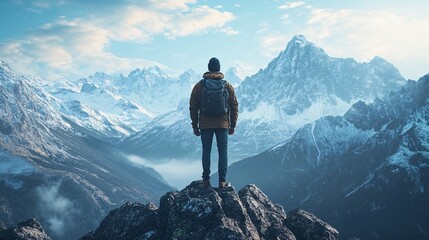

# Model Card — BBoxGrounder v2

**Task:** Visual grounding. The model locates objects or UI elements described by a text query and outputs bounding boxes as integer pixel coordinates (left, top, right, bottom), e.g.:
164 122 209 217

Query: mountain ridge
0 61 174 240
227 73 429 239
120 35 406 160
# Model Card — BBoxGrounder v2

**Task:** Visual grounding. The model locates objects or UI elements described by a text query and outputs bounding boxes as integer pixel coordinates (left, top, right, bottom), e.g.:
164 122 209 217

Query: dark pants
201 128 228 182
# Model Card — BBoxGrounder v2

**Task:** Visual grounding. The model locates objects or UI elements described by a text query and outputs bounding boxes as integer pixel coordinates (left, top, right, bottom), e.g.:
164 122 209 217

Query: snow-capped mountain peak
225 65 249 87
120 35 406 160
270 34 327 75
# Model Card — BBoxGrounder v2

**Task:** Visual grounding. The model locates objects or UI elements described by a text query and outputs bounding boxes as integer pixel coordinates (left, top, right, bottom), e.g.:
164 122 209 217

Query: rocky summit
0 218 52 240
81 181 339 240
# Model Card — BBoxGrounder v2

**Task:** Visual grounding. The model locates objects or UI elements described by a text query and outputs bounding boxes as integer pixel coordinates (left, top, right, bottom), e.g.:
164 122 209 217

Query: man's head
208 57 220 72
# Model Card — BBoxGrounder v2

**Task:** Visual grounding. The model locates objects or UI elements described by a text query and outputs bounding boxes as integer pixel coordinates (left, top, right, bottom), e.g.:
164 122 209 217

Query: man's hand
228 128 235 135
193 128 201 136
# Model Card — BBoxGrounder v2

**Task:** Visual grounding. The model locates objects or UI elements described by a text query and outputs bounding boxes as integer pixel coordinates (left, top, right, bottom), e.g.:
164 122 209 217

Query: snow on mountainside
120 35 405 160
0 60 173 240
234 34 405 154
45 66 200 140
227 73 429 240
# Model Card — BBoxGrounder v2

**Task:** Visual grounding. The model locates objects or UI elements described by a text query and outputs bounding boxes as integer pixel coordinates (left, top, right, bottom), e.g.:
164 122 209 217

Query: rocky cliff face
0 218 52 240
81 181 339 240
0 60 173 240
227 74 429 239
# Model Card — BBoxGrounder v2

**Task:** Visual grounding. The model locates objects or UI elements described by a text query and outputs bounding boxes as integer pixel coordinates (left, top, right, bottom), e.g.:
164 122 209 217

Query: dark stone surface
82 181 339 240
0 218 52 240
81 202 159 240
286 209 339 240
239 184 296 240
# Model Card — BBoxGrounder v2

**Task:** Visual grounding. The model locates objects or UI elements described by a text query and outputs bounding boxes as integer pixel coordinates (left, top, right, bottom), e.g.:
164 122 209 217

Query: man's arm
228 83 238 131
189 82 201 131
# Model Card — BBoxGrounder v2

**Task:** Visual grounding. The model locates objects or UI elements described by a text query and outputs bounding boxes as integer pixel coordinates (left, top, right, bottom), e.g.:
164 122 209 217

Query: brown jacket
189 72 238 130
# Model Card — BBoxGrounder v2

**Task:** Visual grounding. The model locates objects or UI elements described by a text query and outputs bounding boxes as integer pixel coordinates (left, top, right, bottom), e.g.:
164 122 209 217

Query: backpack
200 79 229 116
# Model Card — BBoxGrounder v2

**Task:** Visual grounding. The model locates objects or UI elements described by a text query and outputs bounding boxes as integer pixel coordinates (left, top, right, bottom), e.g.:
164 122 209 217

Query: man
189 57 239 188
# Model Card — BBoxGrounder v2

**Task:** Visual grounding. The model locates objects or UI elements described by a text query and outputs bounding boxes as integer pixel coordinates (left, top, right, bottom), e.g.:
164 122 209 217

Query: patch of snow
345 163 385 198
311 122 321 166
240 102 278 122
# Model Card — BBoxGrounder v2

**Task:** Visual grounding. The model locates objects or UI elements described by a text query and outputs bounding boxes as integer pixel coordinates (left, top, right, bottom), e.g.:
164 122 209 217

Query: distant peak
291 34 309 43
139 65 169 78
179 69 198 79
268 35 326 71
286 34 313 49
369 56 388 64
93 72 110 79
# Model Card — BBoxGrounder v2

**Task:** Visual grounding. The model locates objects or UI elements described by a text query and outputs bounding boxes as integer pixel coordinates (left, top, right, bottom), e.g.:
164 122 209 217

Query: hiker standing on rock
189 57 239 188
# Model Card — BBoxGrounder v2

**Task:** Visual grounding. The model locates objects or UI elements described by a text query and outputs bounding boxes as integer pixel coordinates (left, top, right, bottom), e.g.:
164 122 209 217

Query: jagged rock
159 181 259 240
82 181 339 240
286 209 339 240
238 184 296 240
81 202 159 240
0 218 52 240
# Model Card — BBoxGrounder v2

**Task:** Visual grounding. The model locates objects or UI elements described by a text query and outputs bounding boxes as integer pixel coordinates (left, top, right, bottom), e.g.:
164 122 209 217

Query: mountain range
120 35 405 160
227 73 429 239
0 60 173 240
0 34 425 240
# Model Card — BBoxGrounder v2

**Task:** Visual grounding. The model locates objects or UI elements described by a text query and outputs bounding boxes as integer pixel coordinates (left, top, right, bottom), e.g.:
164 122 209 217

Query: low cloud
127 155 203 190
36 181 76 236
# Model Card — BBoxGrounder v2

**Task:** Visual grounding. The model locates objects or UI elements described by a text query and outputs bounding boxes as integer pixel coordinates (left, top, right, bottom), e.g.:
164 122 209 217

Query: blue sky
0 0 428 80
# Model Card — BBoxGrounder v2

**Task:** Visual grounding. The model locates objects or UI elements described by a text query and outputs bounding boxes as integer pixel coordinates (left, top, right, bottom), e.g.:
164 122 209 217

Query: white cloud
0 18 165 80
281 13 290 20
164 6 236 38
304 8 429 79
0 2 237 80
149 0 196 11
33 0 51 9
260 33 291 57
30 0 65 10
257 22 270 34
219 26 240 35
278 1 306 10
110 5 236 40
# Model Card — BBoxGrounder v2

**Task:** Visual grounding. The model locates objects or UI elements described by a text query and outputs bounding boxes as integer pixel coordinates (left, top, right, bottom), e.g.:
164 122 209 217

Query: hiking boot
203 180 211 188
219 181 230 189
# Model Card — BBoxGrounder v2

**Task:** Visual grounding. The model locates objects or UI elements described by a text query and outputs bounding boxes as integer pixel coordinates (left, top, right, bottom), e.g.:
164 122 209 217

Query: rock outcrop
82 181 338 240
0 218 52 240
286 209 339 240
